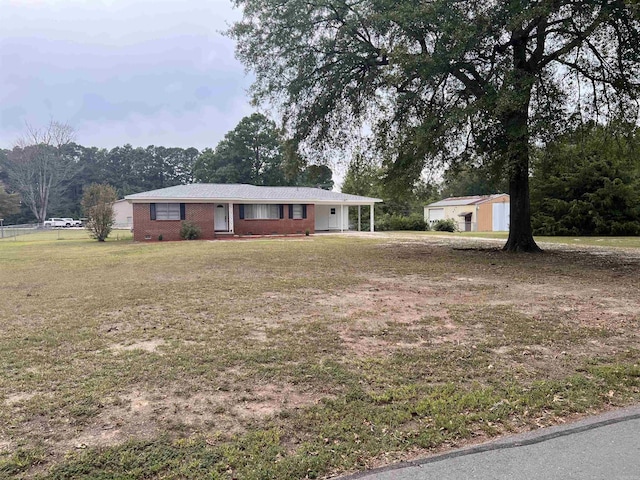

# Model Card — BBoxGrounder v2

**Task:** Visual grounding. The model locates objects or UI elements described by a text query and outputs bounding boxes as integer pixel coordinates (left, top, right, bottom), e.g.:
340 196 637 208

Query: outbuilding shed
424 194 510 232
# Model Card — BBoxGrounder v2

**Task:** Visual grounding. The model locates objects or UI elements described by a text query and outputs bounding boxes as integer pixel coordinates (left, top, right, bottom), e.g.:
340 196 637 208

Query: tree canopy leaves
441 164 507 198
193 113 335 188
193 113 288 185
0 114 335 224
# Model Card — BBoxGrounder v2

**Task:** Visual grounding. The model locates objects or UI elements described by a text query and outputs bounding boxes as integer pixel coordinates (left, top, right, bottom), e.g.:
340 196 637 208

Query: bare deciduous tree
3 121 77 223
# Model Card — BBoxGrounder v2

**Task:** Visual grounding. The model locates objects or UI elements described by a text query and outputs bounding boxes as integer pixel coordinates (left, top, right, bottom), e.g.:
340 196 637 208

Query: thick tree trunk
501 42 542 253
503 143 541 252
501 112 542 252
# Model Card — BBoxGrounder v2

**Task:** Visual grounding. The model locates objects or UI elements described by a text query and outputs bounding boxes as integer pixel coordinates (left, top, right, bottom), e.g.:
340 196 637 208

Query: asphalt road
339 406 640 480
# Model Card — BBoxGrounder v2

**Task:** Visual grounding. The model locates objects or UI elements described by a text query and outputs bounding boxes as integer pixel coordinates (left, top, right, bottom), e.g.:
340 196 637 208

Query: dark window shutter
302 204 307 219
180 203 186 220
288 204 294 219
150 203 156 220
279 204 284 219
239 204 245 219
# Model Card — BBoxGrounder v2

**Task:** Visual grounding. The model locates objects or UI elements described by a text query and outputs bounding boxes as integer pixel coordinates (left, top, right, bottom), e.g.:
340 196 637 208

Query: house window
150 203 184 220
330 208 336 215
243 204 282 220
289 204 307 219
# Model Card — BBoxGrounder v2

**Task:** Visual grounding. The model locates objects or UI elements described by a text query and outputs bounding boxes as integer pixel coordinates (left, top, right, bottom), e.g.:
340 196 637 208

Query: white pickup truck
62 218 83 227
43 218 81 228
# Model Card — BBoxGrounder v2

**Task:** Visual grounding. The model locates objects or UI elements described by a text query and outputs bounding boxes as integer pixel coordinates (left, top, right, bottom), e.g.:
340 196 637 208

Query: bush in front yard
180 221 201 240
376 213 429 231
81 183 117 242
432 218 457 232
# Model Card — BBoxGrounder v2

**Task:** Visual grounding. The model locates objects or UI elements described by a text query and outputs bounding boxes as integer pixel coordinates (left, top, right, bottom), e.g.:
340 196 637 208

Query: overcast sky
0 0 255 150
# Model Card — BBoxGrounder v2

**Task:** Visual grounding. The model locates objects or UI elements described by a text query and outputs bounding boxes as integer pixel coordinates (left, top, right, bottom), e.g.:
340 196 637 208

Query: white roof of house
125 184 382 205
426 194 508 208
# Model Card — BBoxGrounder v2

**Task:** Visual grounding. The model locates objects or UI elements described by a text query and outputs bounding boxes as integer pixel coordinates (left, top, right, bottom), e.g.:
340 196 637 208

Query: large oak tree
230 0 640 251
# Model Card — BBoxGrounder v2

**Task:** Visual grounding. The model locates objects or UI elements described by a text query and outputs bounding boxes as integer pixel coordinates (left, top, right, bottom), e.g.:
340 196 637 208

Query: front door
328 206 339 230
214 204 228 231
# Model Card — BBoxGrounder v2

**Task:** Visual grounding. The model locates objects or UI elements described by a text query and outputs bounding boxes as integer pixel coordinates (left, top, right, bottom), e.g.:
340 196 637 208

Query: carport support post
228 203 234 233
340 204 344 232
357 206 361 232
369 203 374 232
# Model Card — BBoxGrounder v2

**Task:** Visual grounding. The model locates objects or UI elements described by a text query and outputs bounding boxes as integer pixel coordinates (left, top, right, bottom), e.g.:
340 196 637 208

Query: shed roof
125 184 382 205
426 194 508 208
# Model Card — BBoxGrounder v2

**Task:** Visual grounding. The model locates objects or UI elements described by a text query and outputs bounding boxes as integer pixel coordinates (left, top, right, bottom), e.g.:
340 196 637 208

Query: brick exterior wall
233 204 315 236
132 203 315 241
132 203 216 241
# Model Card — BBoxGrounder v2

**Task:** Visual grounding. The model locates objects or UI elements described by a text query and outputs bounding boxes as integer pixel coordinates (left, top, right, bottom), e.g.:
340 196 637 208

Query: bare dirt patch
4 392 38 406
63 382 330 452
233 383 328 419
315 277 474 355
312 241 640 364
108 338 166 354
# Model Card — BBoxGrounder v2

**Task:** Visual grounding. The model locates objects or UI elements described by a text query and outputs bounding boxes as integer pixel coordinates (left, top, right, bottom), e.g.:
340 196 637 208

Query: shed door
492 203 510 231
429 208 445 222
464 213 472 231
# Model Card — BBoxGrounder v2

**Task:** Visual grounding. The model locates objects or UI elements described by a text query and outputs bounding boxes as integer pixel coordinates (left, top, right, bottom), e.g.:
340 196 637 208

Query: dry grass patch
62 381 329 453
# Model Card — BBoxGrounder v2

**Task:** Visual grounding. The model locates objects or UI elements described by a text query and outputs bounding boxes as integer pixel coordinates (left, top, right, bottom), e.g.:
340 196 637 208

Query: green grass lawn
1 231 638 479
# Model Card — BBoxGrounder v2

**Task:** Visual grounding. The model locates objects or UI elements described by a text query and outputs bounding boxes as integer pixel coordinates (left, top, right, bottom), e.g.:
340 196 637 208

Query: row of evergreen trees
530 122 640 236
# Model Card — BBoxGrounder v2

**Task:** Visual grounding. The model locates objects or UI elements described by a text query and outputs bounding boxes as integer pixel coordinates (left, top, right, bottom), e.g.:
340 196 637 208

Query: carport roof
125 184 382 205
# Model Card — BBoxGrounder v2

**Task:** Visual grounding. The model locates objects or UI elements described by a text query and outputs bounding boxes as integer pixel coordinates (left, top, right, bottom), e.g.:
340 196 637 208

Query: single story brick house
424 194 510 232
125 184 382 241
